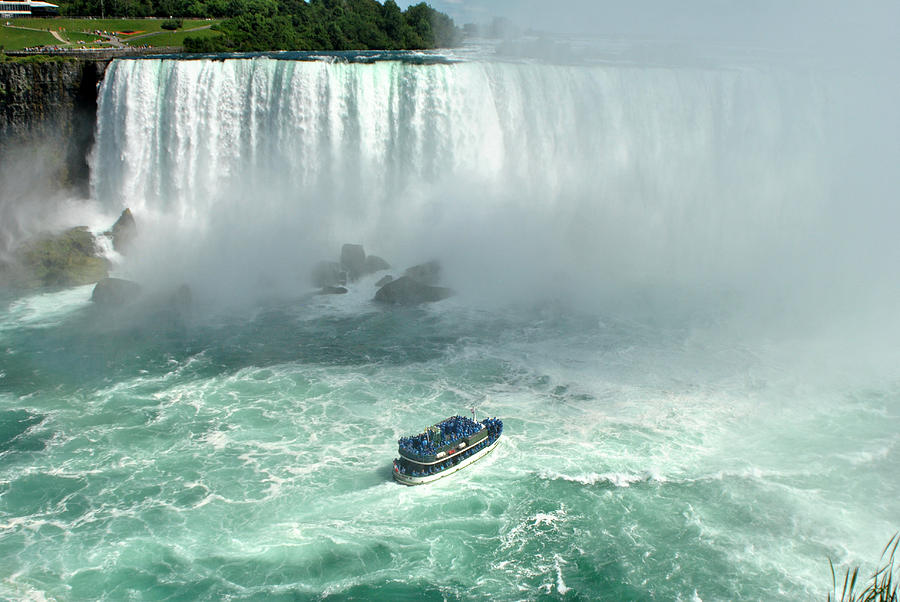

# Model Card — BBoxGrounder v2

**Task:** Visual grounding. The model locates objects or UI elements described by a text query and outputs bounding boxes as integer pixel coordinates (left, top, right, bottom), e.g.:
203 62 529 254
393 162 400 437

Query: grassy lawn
14 17 170 35
116 20 221 42
61 31 103 44
1 18 220 49
0 25 58 50
129 26 221 47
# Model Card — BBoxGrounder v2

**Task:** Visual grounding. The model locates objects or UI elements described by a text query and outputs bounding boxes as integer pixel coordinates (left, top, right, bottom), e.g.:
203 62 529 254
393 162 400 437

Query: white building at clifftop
1 0 59 17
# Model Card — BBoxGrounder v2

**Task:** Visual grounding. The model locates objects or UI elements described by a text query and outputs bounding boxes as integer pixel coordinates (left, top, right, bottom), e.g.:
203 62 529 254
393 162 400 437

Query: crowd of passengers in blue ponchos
397 415 479 456
394 416 503 477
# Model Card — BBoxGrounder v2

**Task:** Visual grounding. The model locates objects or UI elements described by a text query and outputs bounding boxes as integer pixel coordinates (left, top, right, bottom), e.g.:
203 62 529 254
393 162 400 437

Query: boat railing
393 428 502 477
397 415 490 460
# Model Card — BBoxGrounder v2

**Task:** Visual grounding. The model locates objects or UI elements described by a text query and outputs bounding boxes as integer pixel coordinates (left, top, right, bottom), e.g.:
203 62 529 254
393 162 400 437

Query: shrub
829 533 899 602
161 18 183 30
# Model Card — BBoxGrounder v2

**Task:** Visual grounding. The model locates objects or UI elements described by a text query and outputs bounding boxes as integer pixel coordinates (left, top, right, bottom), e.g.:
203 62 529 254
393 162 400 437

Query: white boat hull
393 436 501 486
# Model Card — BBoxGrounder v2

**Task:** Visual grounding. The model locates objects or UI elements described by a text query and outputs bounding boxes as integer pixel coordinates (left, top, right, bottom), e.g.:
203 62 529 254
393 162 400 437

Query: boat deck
393 415 503 485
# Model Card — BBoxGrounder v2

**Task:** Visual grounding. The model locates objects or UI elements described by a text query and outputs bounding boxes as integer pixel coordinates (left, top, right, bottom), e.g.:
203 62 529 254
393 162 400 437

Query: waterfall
90 56 829 309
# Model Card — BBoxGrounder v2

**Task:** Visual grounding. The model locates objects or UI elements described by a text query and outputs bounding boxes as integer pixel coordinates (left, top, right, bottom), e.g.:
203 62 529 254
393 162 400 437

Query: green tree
174 0 461 52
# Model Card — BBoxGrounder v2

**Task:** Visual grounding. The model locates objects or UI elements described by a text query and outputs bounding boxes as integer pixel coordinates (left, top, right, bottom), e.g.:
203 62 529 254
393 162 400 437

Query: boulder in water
16 226 109 288
91 277 142 306
404 260 441 286
340 244 366 281
107 208 137 254
311 261 347 288
374 275 453 305
169 284 192 310
364 254 390 274
375 275 393 287
317 286 348 295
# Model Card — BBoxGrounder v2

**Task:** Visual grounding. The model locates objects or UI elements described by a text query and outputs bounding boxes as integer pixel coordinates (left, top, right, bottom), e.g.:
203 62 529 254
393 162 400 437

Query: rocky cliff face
0 59 109 191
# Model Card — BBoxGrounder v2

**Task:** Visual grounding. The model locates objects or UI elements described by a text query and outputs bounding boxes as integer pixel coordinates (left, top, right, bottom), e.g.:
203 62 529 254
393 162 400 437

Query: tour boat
393 414 503 485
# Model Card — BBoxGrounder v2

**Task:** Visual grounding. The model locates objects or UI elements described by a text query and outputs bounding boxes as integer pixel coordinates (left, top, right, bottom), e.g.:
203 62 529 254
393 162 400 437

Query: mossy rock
17 226 109 287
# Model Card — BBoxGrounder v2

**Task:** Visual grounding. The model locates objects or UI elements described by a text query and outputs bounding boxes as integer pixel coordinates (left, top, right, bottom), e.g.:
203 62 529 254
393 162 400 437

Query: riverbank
2 47 176 58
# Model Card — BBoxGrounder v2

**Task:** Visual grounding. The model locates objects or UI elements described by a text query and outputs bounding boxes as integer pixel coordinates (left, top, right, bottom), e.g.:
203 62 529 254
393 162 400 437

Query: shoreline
3 46 180 58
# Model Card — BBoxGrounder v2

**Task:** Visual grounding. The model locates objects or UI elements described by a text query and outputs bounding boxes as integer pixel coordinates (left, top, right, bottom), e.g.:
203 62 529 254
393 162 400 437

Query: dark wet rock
318 286 348 295
404 260 441 286
364 254 390 274
375 275 394 287
15 226 109 288
0 59 110 192
374 275 453 305
91 277 141 306
169 284 192 309
148 284 193 329
311 261 347 288
107 208 136 254
340 244 367 281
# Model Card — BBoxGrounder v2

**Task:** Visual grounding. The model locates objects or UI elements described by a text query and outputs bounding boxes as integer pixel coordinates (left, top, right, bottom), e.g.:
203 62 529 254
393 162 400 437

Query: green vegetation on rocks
15 226 109 288
0 53 75 63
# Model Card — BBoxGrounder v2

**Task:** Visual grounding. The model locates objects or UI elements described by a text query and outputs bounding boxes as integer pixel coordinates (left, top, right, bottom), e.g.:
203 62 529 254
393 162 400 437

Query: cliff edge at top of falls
0 58 110 191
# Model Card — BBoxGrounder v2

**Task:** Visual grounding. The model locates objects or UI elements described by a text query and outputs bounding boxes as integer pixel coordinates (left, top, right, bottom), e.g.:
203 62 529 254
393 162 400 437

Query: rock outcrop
364 254 390 273
375 275 393 287
404 260 441 286
107 208 136 254
169 284 192 311
15 226 109 287
0 59 109 191
312 244 392 288
317 286 348 295
311 261 347 288
340 244 366 281
374 275 453 305
91 277 141 306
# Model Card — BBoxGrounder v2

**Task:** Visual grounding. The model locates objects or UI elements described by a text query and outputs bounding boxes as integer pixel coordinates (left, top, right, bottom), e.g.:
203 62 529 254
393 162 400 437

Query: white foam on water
541 470 659 487
0 285 94 333
555 554 571 594
0 572 53 602
201 430 229 451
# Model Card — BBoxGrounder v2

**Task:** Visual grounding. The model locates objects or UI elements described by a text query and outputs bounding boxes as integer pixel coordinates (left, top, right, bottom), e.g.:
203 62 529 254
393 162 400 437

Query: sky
397 0 900 52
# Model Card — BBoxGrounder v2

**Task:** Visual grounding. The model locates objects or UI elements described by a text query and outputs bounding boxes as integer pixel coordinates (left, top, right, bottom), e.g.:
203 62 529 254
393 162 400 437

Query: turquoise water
3 53 900 599
2 282 898 600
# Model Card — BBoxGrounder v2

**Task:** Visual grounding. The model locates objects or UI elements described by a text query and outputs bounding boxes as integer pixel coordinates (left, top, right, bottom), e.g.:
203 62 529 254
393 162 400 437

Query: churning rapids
2 49 898 600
